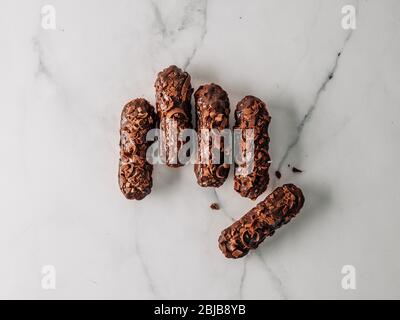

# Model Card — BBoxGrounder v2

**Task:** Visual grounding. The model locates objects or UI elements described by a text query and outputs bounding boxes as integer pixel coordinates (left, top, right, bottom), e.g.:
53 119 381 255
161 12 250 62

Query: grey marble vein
183 0 208 70
213 188 235 222
277 30 355 171
150 0 208 70
257 253 288 300
134 218 157 297
238 259 247 299
32 36 51 78
150 0 167 38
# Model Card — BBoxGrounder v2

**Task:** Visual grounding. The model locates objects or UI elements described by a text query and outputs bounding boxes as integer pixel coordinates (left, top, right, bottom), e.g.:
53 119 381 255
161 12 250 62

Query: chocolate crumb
329 73 334 80
292 167 303 173
275 171 282 179
210 203 220 210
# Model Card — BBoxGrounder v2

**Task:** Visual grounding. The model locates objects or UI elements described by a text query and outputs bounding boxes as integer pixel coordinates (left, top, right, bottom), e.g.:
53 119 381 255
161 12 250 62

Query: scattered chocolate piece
210 203 220 210
275 171 282 179
194 83 230 188
118 98 156 200
154 65 193 167
292 167 303 173
218 184 305 259
234 96 271 200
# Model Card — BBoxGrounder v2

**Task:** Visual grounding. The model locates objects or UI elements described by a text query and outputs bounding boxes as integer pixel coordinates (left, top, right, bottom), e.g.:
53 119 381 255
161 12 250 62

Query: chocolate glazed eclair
154 65 193 167
118 98 156 200
194 84 230 188
219 184 305 259
234 96 271 200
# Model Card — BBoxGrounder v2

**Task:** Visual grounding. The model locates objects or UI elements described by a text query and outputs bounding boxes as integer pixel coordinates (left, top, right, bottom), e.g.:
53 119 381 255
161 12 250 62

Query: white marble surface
1 0 400 299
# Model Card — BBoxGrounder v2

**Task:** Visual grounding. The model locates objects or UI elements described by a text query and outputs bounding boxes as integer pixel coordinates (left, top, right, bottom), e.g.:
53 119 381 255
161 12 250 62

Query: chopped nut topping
155 65 193 167
234 96 271 200
118 98 156 200
194 84 230 188
219 184 305 259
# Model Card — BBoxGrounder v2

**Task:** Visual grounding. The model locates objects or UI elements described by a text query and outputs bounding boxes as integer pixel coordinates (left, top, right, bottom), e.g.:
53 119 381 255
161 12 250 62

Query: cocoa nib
275 171 282 179
210 203 220 210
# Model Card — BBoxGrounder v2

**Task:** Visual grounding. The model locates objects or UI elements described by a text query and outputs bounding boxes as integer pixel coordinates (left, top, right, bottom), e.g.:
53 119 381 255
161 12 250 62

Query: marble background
1 0 400 299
